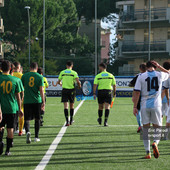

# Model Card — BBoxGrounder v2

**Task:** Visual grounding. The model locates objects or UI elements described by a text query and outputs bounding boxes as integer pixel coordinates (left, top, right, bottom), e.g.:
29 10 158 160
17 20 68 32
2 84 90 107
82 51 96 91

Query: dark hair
99 63 107 69
30 62 38 70
146 61 157 69
10 63 15 75
139 63 146 72
163 61 170 70
1 60 11 72
66 61 73 67
37 67 43 75
0 59 3 69
13 61 21 68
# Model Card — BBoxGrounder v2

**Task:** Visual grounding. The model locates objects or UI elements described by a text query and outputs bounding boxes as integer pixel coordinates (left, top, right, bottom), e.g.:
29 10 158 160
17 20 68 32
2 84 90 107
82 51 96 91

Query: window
168 0 170 7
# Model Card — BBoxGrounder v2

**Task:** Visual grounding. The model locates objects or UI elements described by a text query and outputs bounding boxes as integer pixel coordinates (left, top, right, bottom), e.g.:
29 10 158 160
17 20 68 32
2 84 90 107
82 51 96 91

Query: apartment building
116 0 170 75
0 0 4 59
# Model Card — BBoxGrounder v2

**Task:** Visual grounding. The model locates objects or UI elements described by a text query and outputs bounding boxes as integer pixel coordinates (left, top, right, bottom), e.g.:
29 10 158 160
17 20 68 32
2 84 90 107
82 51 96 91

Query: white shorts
162 103 168 116
166 106 170 123
141 107 162 126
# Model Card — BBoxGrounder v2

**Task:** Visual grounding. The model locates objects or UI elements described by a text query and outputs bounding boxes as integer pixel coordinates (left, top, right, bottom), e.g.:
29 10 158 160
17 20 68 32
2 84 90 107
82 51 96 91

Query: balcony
121 40 169 54
0 0 4 7
116 0 134 8
122 8 170 24
0 18 4 32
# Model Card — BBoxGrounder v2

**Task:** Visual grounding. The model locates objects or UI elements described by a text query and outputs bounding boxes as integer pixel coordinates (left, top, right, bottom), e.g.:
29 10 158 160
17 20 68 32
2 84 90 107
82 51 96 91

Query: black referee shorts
0 114 15 129
61 89 76 103
98 90 113 105
24 103 41 121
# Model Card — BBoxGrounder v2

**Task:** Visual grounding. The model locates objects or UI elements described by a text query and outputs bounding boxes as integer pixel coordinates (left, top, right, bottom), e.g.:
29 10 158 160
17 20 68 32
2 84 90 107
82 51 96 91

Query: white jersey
134 71 169 109
163 77 170 91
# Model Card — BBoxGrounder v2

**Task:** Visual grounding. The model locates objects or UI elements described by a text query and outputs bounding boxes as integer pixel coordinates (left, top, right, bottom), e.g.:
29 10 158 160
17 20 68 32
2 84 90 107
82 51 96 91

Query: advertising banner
46 76 134 98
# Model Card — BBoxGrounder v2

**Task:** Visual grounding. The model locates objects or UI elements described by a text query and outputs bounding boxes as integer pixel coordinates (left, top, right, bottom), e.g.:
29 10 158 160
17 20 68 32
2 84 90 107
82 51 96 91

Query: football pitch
0 97 170 170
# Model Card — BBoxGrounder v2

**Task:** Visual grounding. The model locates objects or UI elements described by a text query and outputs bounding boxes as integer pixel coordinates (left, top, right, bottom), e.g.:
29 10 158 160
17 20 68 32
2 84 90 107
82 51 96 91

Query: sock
0 129 4 142
19 116 24 132
104 109 110 123
25 121 30 133
64 109 69 123
143 127 150 153
6 138 13 153
70 109 74 122
153 127 161 145
35 120 40 138
98 110 103 118
136 110 141 127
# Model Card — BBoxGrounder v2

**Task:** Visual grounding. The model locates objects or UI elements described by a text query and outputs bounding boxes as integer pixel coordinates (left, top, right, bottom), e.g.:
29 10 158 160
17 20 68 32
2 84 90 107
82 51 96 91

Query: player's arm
113 85 116 97
57 72 62 86
133 90 141 116
165 89 169 106
75 78 81 89
16 92 24 117
93 84 97 100
40 86 45 111
151 61 170 74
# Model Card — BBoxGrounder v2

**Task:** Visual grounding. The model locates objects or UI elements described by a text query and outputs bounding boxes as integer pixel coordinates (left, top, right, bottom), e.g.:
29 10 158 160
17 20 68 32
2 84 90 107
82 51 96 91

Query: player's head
163 61 170 70
66 61 73 69
139 63 146 73
13 61 21 71
1 60 11 73
10 63 15 75
146 61 157 70
37 67 43 75
99 63 107 72
30 62 38 71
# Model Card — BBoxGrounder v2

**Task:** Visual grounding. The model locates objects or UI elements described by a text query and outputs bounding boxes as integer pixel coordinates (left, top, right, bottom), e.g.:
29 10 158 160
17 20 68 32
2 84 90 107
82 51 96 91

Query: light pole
25 6 31 67
95 0 97 75
148 0 151 61
43 0 45 75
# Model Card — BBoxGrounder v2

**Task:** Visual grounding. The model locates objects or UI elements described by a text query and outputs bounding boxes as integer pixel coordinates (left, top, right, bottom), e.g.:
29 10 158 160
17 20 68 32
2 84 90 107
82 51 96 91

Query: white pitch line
35 100 85 170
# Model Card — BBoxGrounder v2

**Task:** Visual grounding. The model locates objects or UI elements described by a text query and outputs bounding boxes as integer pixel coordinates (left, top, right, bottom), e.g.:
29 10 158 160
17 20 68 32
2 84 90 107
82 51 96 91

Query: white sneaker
34 138 40 142
22 129 26 135
14 130 19 134
26 132 31 144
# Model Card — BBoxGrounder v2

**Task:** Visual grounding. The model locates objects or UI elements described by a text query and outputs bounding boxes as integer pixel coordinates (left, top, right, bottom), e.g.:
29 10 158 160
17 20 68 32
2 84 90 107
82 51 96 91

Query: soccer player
133 61 170 159
13 62 25 136
129 63 146 133
57 61 81 126
21 62 45 143
93 63 116 126
37 67 49 126
0 60 23 156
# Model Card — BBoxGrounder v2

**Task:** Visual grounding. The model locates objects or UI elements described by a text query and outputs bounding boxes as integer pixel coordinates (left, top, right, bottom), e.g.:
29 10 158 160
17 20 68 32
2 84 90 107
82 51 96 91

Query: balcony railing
122 41 166 53
122 8 167 22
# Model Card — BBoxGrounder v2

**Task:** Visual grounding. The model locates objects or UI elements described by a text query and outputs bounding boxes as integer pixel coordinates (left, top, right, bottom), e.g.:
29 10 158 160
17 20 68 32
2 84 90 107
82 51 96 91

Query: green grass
0 98 170 170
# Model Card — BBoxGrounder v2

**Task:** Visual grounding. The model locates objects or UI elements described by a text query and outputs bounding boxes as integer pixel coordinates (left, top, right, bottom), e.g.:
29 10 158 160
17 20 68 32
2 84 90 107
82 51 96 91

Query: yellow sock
19 116 24 132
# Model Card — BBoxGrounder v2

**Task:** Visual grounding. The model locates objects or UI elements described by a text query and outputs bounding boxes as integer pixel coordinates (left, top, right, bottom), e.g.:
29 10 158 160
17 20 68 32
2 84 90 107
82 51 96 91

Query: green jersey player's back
21 72 44 104
0 74 23 114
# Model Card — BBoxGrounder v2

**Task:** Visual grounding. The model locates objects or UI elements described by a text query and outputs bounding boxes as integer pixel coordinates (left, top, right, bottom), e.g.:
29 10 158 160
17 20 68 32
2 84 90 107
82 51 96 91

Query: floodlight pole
95 0 98 75
43 0 45 75
148 0 151 61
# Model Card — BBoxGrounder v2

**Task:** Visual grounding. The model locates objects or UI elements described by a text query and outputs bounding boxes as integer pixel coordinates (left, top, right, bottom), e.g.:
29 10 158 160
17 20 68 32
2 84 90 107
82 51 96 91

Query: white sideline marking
35 100 85 170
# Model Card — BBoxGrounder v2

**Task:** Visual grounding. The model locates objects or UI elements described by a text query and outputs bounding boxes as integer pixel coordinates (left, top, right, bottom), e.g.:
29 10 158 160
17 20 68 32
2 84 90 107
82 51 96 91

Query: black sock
0 129 4 142
6 138 13 152
64 109 69 123
98 110 103 118
35 120 40 138
70 109 74 122
105 109 110 122
25 121 30 133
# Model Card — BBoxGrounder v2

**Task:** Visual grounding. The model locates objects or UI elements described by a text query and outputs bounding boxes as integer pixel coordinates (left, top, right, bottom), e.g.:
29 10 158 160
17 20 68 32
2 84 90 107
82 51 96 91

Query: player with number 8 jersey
21 62 45 144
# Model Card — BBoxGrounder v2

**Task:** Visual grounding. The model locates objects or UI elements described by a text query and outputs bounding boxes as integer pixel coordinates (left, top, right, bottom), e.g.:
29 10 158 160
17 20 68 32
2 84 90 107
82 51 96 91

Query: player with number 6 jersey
21 62 45 144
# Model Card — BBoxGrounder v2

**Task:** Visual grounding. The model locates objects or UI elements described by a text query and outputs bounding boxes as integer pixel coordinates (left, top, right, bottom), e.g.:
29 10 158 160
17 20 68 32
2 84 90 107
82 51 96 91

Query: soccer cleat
65 123 70 127
18 131 23 136
5 151 11 156
104 122 108 127
26 132 31 144
152 142 159 159
0 142 4 155
97 118 102 125
14 130 19 134
137 126 142 133
144 153 151 159
34 138 40 142
22 129 26 135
